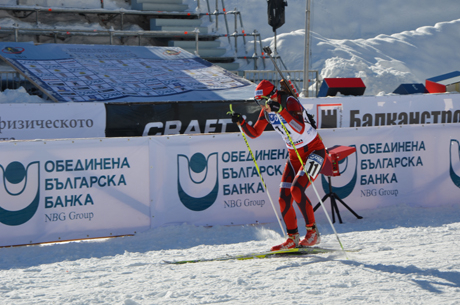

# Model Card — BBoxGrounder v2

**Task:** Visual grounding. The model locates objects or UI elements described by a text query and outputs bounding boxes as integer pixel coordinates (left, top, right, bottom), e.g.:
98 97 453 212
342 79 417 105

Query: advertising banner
149 132 287 227
105 93 460 138
149 124 460 228
1 124 458 245
311 124 460 212
105 101 267 137
0 103 106 141
301 93 460 129
0 137 150 247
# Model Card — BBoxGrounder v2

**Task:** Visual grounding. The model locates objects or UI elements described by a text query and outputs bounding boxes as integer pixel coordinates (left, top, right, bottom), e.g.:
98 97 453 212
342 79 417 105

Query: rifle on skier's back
263 46 316 129
263 46 299 98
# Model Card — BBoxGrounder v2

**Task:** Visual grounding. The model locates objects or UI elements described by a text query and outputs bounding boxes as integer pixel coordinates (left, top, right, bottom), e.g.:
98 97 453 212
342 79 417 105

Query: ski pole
276 113 348 258
228 104 287 238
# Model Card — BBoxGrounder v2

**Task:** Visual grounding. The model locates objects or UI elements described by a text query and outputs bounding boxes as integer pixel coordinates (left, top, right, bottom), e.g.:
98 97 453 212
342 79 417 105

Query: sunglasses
254 86 277 106
255 96 269 106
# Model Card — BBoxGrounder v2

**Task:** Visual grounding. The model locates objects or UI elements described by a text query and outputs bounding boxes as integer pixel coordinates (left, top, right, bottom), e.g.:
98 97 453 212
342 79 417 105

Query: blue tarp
426 71 460 84
0 42 256 103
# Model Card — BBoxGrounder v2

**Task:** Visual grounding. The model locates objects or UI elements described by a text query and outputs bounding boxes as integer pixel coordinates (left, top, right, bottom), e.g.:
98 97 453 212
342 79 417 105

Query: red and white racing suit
240 92 326 234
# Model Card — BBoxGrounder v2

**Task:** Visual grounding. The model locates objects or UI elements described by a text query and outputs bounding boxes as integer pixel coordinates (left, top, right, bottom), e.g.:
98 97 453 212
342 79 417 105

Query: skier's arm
240 109 268 138
278 96 305 134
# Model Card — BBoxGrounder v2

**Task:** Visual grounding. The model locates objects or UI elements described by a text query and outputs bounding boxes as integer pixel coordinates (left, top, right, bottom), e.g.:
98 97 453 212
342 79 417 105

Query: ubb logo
450 140 460 188
177 152 218 211
321 145 357 198
0 161 40 226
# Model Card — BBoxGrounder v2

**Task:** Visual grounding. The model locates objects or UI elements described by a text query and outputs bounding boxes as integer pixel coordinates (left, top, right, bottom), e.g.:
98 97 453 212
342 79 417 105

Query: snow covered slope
1 204 460 304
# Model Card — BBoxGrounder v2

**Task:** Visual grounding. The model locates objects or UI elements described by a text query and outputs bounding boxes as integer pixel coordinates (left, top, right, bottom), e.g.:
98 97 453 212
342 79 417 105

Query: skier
231 80 326 251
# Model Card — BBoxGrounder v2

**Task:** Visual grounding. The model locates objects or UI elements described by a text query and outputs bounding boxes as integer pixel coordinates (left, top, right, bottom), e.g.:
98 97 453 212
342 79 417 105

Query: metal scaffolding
1 2 313 94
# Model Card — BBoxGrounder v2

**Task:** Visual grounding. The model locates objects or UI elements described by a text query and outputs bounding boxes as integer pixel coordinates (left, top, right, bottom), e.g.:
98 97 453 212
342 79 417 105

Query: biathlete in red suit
231 80 326 251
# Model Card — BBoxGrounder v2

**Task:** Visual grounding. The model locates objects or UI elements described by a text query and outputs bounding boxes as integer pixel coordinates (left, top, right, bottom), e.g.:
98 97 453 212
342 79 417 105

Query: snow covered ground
1 203 460 304
1 1 460 304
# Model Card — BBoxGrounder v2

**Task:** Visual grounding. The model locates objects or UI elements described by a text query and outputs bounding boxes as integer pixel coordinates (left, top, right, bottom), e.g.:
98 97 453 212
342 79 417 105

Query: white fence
1 122 459 247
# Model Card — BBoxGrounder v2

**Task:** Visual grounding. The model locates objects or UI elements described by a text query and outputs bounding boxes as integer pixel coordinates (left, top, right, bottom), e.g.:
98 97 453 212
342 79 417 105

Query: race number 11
304 153 324 179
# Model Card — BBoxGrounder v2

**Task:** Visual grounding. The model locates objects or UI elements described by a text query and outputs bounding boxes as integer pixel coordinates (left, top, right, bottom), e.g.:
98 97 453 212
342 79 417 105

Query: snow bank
0 86 47 103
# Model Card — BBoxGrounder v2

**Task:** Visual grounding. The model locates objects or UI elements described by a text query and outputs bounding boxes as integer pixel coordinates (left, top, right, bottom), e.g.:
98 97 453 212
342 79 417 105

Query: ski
163 247 361 264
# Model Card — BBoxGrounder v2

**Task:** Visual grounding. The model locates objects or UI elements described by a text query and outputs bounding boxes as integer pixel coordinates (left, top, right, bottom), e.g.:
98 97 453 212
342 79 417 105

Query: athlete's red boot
299 224 320 247
270 233 300 251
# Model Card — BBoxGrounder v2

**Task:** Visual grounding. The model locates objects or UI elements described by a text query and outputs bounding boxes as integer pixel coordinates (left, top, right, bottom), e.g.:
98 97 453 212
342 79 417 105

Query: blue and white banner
0 103 106 141
0 137 150 247
1 124 459 246
149 132 287 228
149 124 460 228
312 124 460 211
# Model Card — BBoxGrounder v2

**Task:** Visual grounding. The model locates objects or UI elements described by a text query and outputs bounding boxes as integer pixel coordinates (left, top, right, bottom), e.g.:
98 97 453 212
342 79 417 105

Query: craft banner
301 93 460 129
0 103 106 141
0 137 150 247
105 101 264 137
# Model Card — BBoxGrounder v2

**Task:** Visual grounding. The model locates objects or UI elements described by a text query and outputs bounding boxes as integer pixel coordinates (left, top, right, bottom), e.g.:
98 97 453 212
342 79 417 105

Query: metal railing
16 0 106 8
243 70 320 98
1 5 196 30
0 24 204 46
0 1 267 68
197 0 267 61
0 25 265 67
